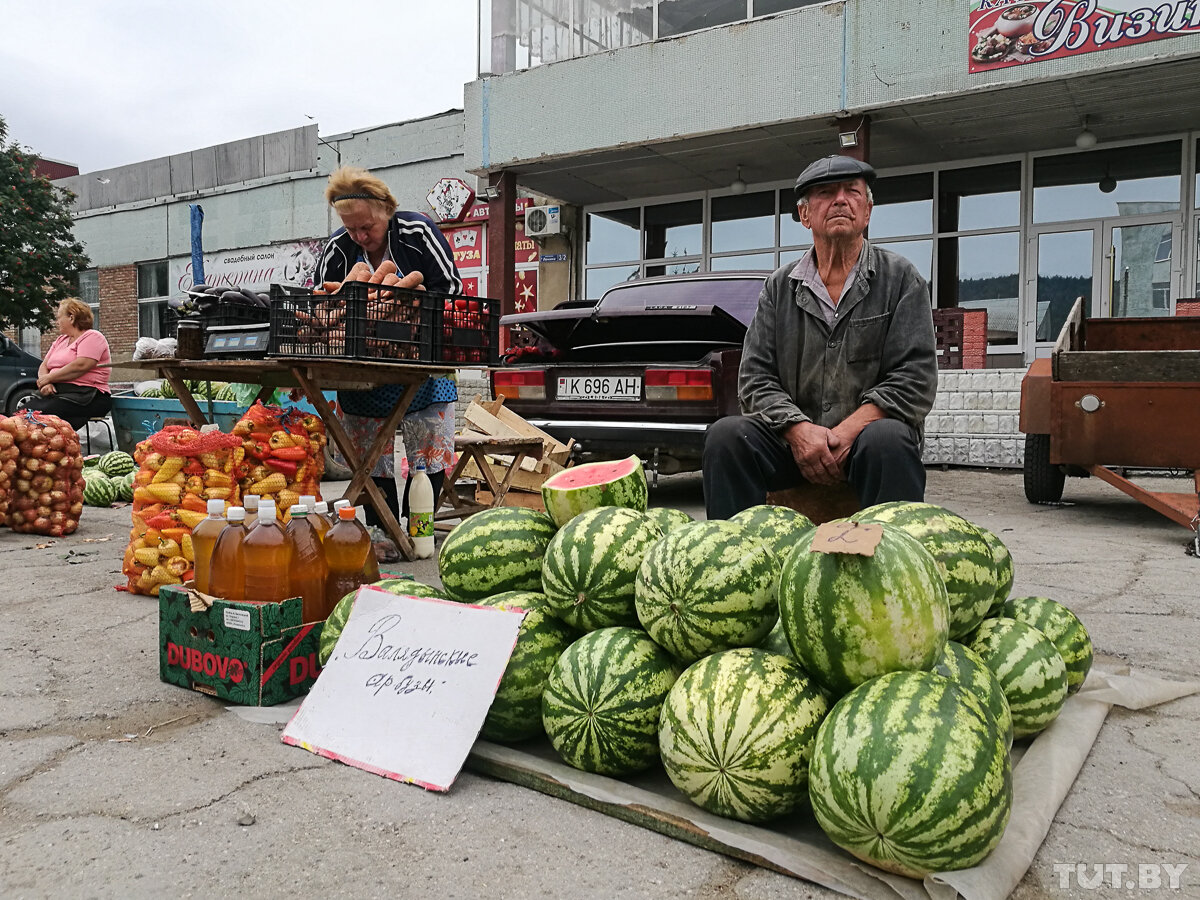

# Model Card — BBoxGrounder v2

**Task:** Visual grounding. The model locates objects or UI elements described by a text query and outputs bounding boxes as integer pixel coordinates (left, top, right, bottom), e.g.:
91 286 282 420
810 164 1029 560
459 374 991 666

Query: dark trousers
23 390 112 432
702 415 926 520
364 471 446 526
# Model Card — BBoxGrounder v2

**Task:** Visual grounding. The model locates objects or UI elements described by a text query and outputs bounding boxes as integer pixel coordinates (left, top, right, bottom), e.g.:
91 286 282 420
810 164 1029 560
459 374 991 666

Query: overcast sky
1 0 479 174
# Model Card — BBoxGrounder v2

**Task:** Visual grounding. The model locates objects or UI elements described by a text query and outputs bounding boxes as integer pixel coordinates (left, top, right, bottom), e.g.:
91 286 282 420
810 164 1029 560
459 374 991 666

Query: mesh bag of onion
0 411 85 536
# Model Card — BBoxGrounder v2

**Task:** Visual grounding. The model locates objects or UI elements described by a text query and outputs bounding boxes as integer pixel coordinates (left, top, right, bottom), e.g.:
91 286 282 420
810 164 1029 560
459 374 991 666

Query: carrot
369 260 398 285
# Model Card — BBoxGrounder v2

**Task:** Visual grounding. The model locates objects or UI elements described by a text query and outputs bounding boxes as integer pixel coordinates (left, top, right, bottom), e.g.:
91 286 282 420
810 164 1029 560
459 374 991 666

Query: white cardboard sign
281 586 525 791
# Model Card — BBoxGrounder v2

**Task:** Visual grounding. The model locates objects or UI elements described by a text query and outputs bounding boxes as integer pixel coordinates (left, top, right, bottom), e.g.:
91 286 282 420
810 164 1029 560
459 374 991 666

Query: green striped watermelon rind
850 501 997 640
82 476 117 507
659 648 829 823
1000 596 1093 695
541 626 679 776
978 526 1016 616
635 521 779 664
474 591 579 743
967 616 1068 740
540 455 648 529
931 640 1014 751
808 670 1012 878
759 619 794 661
317 579 447 666
541 507 662 631
438 507 558 602
98 450 136 478
779 523 950 697
643 507 693 534
730 504 815 562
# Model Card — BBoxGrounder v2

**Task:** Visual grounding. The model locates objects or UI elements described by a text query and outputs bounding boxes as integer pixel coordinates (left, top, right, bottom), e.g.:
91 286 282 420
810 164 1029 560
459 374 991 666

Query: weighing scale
203 322 271 358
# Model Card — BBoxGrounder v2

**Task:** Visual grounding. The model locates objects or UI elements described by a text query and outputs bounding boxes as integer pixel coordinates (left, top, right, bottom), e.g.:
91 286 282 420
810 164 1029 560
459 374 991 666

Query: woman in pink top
24 298 112 430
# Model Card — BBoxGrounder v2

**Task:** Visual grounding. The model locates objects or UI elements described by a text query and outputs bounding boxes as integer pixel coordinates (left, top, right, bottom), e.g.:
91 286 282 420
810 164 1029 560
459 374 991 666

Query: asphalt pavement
1 468 1197 899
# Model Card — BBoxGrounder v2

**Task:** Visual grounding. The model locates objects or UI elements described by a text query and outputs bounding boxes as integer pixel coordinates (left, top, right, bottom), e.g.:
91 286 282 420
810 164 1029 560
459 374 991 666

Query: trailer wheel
1023 433 1065 504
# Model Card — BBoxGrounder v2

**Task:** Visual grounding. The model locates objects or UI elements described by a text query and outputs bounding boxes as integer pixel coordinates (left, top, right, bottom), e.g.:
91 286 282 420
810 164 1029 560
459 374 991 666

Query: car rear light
493 369 546 400
644 368 713 402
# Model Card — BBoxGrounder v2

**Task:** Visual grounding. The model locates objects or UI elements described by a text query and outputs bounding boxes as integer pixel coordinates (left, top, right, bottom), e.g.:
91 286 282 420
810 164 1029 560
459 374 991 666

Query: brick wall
1177 300 1200 317
962 309 987 369
923 369 1026 468
99 265 138 357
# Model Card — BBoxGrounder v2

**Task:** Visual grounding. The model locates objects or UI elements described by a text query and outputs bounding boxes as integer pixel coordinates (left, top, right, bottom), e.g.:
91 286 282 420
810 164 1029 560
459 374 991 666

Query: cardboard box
158 585 324 706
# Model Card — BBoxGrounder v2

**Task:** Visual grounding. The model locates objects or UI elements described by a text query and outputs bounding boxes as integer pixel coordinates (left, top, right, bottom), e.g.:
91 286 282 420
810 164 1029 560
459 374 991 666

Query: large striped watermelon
635 521 778 663
438 507 558 602
474 591 578 743
541 507 661 630
659 648 828 822
644 507 693 534
931 640 1014 750
808 670 1012 877
1001 596 1093 695
82 476 117 507
779 524 949 697
850 501 996 639
541 626 678 775
730 504 814 561
978 526 1015 616
98 450 136 478
968 617 1068 739
540 455 647 529
318 579 448 665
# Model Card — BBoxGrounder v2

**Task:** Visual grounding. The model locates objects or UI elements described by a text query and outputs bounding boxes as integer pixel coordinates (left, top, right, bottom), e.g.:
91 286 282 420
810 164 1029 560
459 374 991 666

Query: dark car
0 335 41 414
494 271 768 477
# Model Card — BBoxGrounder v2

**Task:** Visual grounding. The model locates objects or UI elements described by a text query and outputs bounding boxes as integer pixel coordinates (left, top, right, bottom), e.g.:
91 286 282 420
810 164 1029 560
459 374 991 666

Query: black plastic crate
203 302 270 329
435 296 500 366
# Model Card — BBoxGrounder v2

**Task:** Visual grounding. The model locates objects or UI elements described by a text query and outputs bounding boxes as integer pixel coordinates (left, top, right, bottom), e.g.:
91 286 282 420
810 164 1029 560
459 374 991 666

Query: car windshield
597 276 765 326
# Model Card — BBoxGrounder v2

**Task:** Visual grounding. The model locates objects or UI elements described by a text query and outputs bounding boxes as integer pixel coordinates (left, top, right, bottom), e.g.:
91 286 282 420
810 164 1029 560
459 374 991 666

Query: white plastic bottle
408 462 436 559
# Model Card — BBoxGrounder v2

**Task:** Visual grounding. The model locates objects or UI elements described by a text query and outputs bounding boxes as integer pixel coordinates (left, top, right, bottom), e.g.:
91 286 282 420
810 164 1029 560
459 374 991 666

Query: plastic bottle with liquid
191 499 227 594
209 507 248 603
310 500 332 542
243 494 260 532
242 500 292 603
286 505 329 621
325 506 373 605
408 462 436 559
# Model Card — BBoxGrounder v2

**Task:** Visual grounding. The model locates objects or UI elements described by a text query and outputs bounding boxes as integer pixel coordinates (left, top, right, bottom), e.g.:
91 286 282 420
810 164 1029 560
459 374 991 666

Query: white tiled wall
923 369 1026 469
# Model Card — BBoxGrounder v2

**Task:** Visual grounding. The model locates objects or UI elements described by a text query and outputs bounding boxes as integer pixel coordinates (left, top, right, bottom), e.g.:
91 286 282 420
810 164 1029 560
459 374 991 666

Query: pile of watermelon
320 454 1094 879
82 451 136 506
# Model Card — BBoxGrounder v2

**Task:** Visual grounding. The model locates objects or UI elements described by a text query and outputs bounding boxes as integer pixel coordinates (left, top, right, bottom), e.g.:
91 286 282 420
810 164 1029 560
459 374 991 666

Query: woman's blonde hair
58 297 93 331
325 166 398 216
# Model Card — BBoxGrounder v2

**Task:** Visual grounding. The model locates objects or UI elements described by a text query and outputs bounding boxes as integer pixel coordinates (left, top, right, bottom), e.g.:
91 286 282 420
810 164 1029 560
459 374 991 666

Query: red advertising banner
456 272 538 308
441 220 540 267
969 1 1200 73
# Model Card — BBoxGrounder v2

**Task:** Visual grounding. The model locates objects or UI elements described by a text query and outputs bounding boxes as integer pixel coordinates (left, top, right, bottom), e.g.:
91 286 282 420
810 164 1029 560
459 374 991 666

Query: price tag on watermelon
281 586 525 791
810 520 883 556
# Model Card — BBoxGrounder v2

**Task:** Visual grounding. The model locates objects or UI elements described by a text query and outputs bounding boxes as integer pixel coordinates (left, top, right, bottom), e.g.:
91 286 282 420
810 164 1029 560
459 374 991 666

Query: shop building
463 0 1200 465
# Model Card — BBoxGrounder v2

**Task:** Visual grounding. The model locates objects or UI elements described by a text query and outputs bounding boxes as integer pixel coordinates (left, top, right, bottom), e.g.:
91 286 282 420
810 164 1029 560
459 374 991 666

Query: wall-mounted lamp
1075 116 1098 150
481 185 502 201
838 119 863 149
730 165 746 195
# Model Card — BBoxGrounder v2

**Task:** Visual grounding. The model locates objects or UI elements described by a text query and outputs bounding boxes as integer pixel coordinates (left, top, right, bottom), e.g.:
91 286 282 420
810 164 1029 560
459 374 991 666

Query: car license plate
557 375 641 402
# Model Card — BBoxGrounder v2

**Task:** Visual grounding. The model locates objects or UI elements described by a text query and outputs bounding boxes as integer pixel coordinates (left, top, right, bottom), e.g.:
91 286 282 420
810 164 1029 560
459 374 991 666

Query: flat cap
793 155 876 199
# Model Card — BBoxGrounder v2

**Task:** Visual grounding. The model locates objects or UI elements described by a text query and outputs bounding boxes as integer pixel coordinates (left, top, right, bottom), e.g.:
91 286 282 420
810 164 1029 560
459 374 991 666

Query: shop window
710 252 775 272
658 0 747 38
754 0 824 14
870 173 933 240
586 209 640 265
778 189 813 248
1035 231 1094 341
874 239 932 284
645 261 702 277
644 199 702 261
585 265 640 301
938 233 1020 345
137 260 169 299
1033 141 1181 224
711 191 775 253
939 163 1021 232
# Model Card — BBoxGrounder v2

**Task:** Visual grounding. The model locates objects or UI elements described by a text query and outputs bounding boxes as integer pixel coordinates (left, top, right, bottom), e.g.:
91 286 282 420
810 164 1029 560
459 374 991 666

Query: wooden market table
120 357 458 560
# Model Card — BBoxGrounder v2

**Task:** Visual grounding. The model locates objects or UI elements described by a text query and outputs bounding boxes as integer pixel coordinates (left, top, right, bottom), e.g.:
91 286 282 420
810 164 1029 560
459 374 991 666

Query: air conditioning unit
524 205 562 238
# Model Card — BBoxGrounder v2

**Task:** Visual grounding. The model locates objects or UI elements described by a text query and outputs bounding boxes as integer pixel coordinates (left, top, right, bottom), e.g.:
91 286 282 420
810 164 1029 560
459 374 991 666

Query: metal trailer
1019 298 1200 547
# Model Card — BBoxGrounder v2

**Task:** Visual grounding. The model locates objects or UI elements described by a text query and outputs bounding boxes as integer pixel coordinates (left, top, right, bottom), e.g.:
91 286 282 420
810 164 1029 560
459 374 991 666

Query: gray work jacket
738 241 938 434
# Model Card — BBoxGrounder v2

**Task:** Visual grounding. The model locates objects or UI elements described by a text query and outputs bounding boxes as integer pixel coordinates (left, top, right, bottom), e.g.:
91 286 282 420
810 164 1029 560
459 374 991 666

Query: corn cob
134 547 161 567
177 510 207 529
150 564 182 586
250 472 288 495
157 538 181 559
140 483 182 504
181 533 195 562
152 455 185 483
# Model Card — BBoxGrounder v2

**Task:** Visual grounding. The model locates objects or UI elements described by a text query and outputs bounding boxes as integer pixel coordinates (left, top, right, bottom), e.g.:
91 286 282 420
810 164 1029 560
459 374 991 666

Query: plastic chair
84 417 115 456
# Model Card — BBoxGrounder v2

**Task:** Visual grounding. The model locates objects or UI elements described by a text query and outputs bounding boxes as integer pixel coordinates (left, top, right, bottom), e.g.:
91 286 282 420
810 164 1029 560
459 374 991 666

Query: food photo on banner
968 0 1200 73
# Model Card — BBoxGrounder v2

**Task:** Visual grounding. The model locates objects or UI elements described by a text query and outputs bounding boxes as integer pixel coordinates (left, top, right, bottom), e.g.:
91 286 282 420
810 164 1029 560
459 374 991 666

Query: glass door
1103 219 1179 318
1029 226 1099 346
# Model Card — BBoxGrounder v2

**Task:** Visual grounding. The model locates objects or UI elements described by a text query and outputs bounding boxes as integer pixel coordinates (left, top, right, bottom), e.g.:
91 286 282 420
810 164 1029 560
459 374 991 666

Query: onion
1 413 84 535
69 501 83 517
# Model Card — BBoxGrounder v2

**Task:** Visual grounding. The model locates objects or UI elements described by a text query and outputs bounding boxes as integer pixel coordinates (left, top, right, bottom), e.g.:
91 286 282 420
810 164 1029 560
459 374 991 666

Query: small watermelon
779 523 950 697
117 471 135 502
659 648 828 823
82 455 101 468
730 504 814 561
851 501 996 639
809 670 1012 877
1001 596 1092 695
635 521 778 664
475 591 578 742
540 455 647 529
542 626 678 776
97 451 136 478
82 476 117 507
968 617 1068 739
541 507 661 630
979 526 1016 616
438 507 557 602
644 507 693 534
931 640 1014 750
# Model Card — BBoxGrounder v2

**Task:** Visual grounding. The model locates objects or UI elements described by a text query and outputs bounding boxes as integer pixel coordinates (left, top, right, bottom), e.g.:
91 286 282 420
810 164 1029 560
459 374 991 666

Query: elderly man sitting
702 155 939 520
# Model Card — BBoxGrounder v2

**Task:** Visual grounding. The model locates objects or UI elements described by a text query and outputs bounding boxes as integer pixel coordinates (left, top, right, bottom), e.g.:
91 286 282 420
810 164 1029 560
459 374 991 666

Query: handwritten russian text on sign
281 587 525 791
811 520 883 556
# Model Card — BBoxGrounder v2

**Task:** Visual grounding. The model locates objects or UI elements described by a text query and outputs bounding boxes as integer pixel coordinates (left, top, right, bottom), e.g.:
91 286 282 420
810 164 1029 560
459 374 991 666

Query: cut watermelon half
540 455 648 528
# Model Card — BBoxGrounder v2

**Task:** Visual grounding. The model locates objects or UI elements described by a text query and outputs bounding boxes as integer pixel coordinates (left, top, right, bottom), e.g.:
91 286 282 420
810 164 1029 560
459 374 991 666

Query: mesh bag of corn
231 402 326 518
